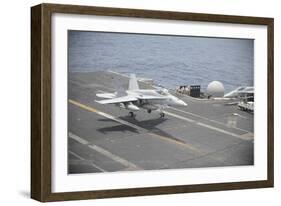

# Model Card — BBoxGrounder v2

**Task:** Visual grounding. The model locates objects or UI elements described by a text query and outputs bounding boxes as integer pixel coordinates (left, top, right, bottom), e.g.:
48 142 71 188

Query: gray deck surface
68 71 254 174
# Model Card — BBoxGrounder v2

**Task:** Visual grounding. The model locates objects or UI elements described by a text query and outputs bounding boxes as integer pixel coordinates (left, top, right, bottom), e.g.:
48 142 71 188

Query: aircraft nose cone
179 100 187 106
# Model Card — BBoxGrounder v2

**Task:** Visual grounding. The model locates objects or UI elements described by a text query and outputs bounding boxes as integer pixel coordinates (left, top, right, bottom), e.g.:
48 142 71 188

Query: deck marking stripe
87 144 141 170
196 122 252 140
69 131 88 144
69 150 84 160
69 132 141 170
235 113 249 120
170 107 251 133
149 133 203 154
165 111 195 123
69 150 107 172
165 110 253 141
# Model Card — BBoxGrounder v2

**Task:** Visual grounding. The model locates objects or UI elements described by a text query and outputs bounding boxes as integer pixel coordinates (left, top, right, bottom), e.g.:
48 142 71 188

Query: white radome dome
207 81 225 97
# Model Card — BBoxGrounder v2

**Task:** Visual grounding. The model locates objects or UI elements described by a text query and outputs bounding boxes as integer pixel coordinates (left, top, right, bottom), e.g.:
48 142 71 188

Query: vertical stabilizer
129 74 139 90
111 76 126 97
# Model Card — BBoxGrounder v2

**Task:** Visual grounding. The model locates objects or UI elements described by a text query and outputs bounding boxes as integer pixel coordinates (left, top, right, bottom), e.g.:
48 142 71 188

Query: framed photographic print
31 3 274 202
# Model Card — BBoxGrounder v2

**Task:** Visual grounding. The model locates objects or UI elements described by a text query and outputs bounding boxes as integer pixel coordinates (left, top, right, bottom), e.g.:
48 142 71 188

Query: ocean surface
68 31 254 93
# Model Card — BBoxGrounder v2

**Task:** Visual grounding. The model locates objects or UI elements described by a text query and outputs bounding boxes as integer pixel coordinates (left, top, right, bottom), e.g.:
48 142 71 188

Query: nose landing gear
160 112 165 118
129 111 136 118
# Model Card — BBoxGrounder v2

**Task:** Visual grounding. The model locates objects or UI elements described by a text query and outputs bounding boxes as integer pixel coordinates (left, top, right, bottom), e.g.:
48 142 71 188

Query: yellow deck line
148 133 203 154
69 99 98 113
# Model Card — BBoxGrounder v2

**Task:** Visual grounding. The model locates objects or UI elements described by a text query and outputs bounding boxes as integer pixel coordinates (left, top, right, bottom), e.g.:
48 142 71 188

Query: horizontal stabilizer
96 92 117 99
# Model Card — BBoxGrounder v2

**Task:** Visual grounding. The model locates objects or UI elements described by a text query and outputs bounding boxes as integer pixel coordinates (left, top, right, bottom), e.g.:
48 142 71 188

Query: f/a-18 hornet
95 74 187 118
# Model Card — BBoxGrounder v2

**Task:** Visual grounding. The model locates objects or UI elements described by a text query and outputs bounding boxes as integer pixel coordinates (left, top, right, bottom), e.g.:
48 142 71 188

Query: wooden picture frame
31 3 274 202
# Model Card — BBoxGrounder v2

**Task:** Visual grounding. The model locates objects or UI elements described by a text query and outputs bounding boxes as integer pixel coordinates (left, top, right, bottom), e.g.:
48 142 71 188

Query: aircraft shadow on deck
97 117 177 141
97 123 139 134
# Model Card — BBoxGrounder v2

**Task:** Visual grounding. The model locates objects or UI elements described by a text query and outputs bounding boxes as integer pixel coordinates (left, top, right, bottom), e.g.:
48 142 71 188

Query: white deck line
69 132 142 170
169 107 252 133
69 150 107 172
196 123 244 140
165 111 195 123
69 150 84 160
165 111 253 141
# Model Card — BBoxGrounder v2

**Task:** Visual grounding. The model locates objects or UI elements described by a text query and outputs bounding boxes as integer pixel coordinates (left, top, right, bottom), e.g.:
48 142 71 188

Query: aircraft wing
237 91 254 94
95 96 138 104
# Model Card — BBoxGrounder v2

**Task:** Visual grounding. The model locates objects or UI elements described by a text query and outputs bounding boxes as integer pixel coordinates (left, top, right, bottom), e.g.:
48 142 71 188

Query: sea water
68 31 254 93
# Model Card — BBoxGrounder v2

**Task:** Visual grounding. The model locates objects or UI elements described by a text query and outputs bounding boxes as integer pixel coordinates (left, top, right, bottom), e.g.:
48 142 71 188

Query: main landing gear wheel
129 111 136 118
147 109 152 113
160 112 165 118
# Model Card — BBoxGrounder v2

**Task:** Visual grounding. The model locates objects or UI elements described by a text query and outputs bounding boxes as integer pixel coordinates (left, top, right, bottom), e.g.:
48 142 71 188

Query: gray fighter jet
95 74 187 118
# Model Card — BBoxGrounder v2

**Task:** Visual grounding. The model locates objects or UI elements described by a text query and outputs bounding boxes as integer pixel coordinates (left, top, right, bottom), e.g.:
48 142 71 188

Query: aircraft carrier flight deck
68 71 254 174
